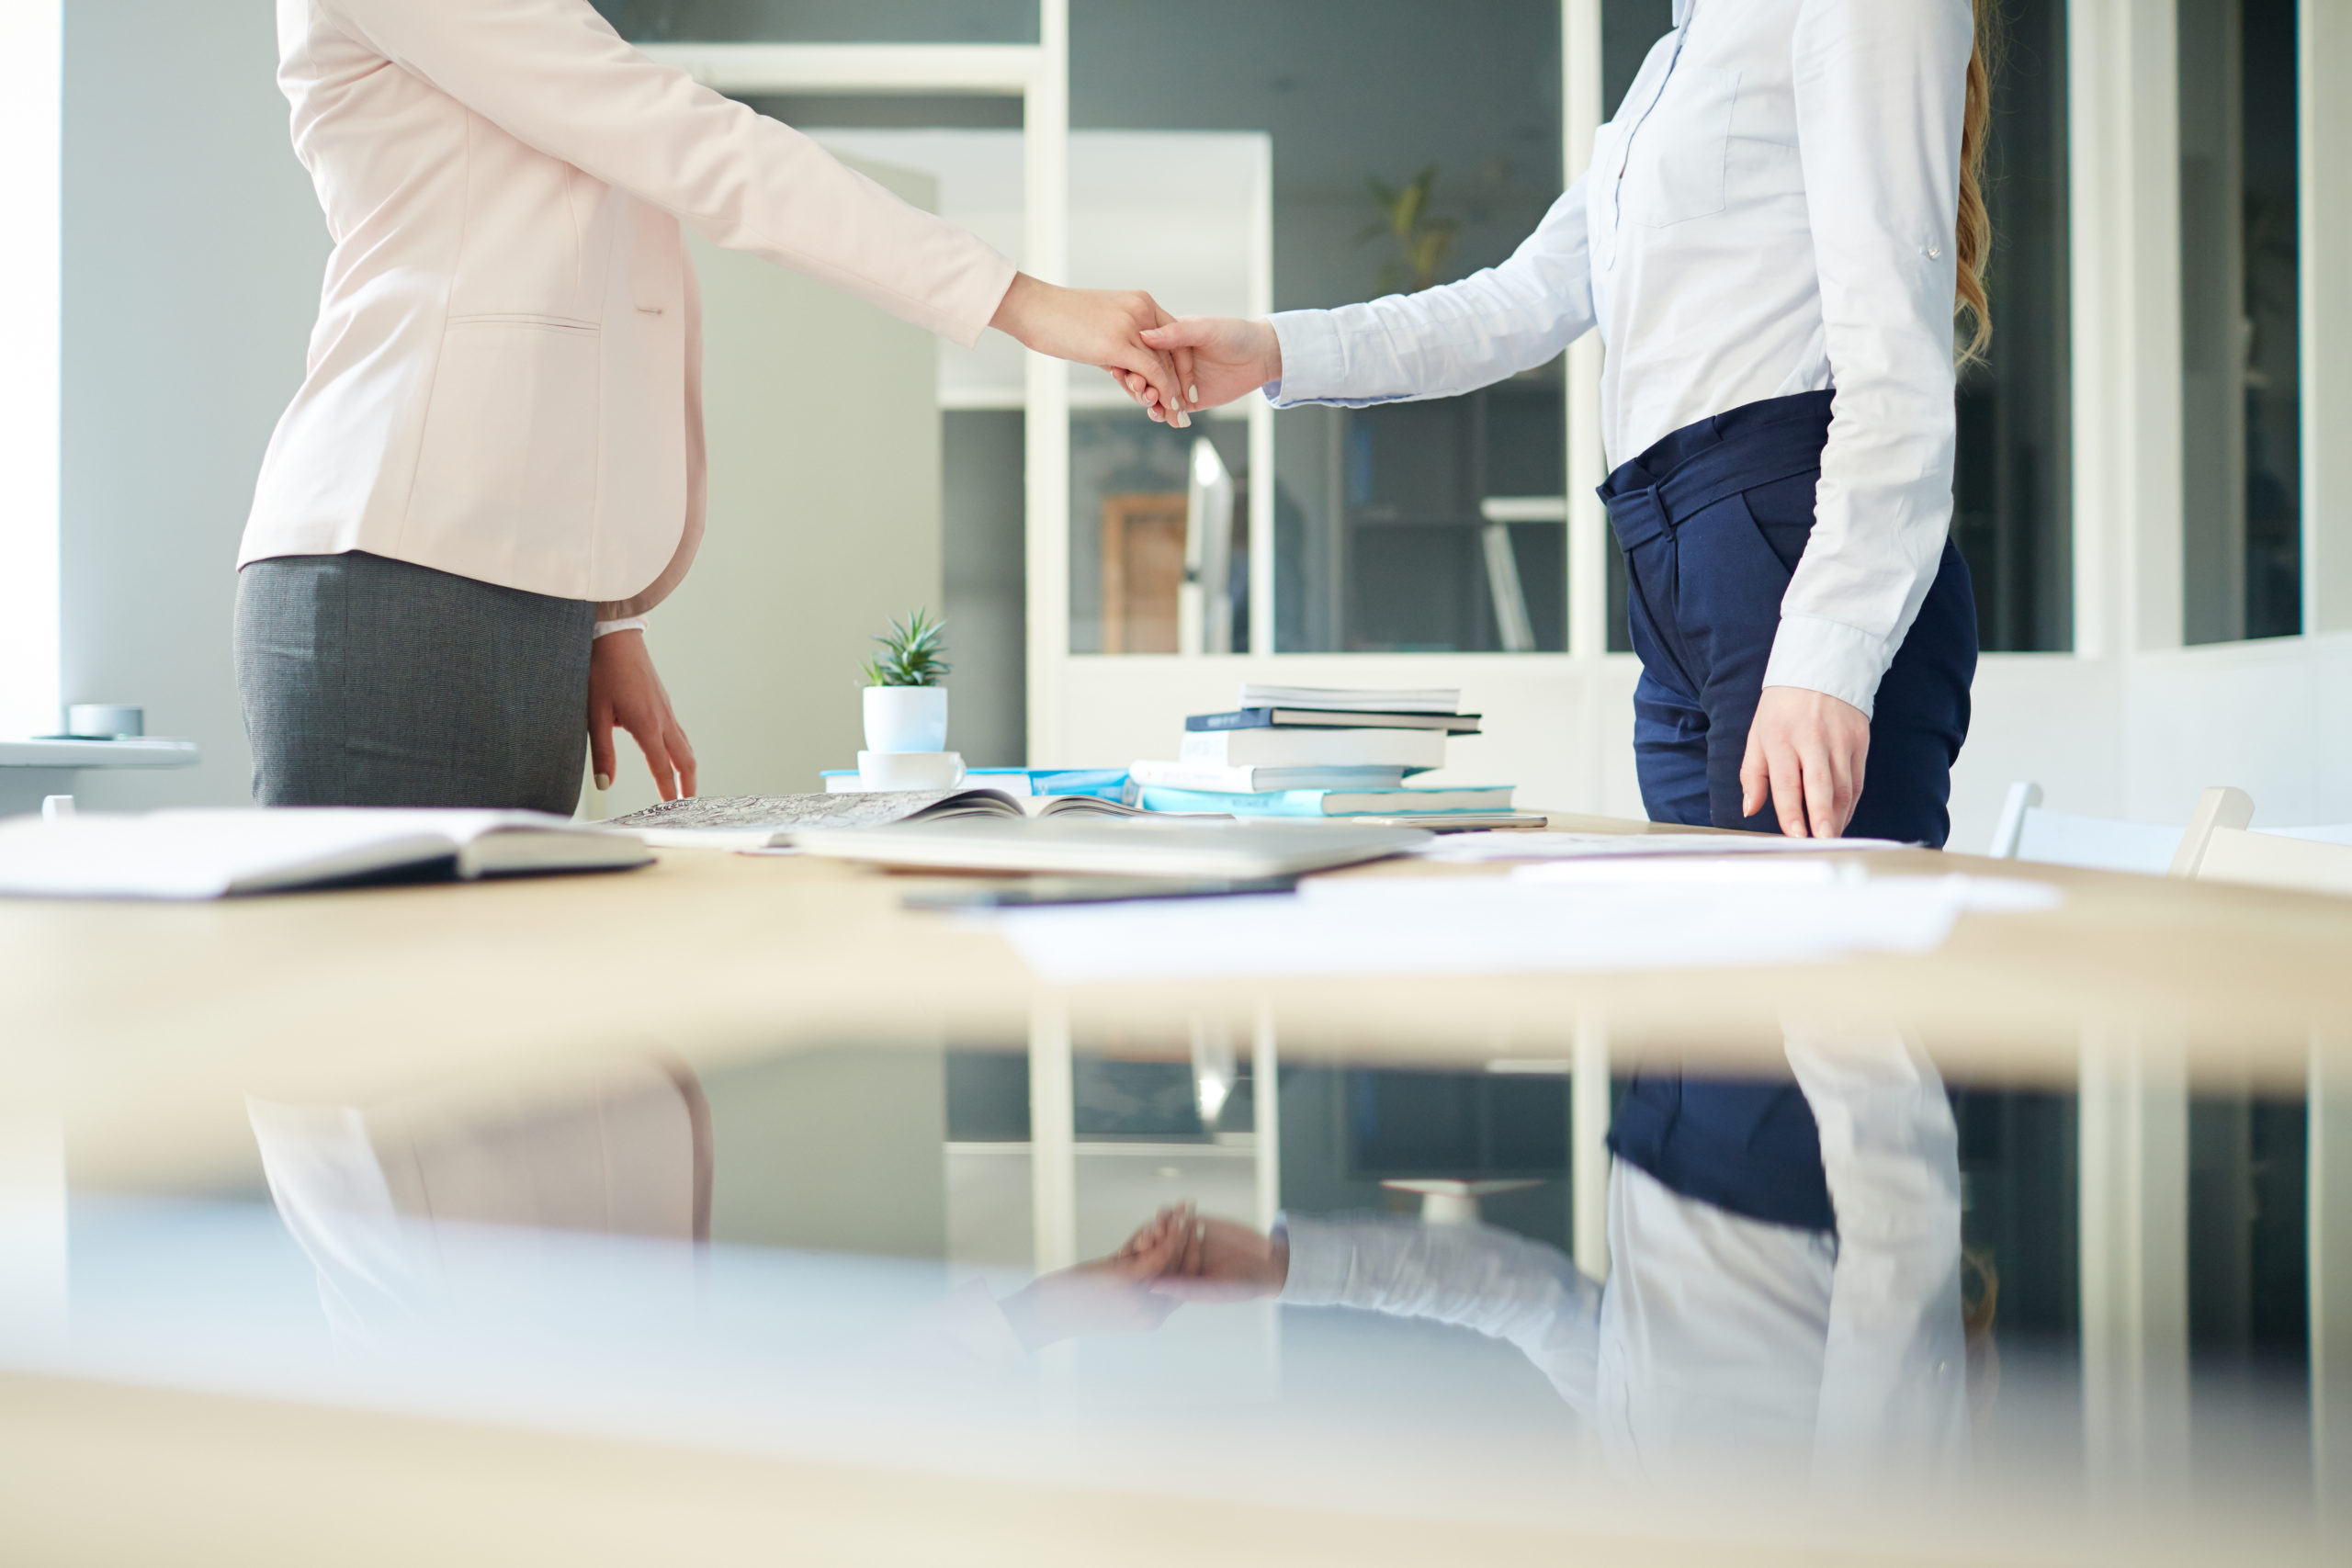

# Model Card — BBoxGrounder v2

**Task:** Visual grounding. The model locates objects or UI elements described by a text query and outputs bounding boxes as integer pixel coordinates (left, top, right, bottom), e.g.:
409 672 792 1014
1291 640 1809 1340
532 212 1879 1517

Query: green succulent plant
860 607 952 688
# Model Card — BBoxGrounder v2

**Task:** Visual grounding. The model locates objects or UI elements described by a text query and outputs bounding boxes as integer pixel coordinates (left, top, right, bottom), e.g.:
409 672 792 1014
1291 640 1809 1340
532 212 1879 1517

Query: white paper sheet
990 873 2060 985
1510 857 1857 886
1418 830 1916 863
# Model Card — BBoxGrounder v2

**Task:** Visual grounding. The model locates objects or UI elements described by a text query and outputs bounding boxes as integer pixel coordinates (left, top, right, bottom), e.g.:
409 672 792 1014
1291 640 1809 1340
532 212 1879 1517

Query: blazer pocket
1629 65 1739 228
411 319 601 556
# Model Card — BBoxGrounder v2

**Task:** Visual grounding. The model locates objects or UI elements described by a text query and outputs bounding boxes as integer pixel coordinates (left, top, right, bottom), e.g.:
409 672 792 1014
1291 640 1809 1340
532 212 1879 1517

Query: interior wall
702 1045 949 1260
941 410 1027 769
59 0 328 807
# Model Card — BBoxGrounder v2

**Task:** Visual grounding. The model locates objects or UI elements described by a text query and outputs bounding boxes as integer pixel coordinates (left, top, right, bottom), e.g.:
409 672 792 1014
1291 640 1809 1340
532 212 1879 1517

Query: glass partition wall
2180 0 2303 645
1070 0 1568 656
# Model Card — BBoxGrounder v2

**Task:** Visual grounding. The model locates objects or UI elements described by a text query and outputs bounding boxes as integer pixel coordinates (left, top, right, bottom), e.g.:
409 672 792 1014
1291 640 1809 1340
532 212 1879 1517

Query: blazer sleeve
317 0 1016 346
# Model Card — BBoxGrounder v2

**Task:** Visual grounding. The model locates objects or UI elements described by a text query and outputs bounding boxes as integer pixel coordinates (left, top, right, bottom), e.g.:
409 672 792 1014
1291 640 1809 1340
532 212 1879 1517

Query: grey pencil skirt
234 550 594 813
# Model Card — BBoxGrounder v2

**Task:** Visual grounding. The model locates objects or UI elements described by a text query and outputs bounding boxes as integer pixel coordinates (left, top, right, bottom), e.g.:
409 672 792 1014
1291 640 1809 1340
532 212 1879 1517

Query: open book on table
606 788 1172 851
0 808 651 899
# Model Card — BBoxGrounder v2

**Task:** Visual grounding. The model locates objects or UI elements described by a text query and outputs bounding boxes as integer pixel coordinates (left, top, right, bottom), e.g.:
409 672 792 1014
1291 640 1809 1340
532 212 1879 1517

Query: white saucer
855 750 966 792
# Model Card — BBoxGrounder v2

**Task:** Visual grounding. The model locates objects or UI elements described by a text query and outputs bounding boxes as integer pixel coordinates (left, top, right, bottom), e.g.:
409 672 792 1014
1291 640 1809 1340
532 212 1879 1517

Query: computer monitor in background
1182 435 1235 656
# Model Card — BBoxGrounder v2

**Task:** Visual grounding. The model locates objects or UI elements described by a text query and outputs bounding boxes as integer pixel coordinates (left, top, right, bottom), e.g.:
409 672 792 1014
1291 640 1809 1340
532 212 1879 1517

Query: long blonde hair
1955 0 2002 367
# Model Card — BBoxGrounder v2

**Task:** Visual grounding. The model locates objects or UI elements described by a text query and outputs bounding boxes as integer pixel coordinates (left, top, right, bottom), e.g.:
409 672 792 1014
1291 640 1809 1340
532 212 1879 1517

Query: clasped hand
996 1203 1287 1351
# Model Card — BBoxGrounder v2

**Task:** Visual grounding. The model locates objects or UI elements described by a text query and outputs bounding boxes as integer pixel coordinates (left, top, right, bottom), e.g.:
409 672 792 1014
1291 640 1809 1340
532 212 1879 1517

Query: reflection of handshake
989 274 1282 430
993 1202 1291 1351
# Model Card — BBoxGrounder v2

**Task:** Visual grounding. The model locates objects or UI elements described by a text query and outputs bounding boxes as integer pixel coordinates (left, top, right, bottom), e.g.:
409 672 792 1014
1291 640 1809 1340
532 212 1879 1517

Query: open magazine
606 789 1160 850
0 808 650 899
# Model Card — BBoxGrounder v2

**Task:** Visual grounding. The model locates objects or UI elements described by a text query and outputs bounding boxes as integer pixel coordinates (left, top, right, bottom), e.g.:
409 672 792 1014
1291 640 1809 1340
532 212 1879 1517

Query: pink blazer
243 0 1016 617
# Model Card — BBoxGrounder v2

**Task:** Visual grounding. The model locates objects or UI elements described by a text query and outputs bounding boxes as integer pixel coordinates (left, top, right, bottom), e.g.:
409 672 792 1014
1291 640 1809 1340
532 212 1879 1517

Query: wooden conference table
3 814 2348 1566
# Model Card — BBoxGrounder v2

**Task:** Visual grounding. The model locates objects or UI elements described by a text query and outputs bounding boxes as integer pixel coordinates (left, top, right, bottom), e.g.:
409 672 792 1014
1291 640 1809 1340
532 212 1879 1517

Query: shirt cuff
1272 1213 1351 1306
1762 614 1895 719
925 1279 1031 1366
1262 311 1345 408
593 616 648 639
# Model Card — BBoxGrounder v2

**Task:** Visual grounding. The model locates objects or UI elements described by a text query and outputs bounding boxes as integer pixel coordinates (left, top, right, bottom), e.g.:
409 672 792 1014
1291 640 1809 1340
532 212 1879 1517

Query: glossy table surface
2 816 2346 1565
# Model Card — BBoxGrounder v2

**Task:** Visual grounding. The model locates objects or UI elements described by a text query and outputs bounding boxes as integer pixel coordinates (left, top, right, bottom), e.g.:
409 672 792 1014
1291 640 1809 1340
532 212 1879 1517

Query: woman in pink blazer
237 0 1195 812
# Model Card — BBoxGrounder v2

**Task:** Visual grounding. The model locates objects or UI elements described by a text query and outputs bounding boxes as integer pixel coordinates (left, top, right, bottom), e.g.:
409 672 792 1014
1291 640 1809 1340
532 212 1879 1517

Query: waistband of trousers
1598 391 1837 552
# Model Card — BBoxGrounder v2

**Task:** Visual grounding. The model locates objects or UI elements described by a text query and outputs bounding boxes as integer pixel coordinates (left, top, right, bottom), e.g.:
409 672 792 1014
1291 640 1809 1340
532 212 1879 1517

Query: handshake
993 1202 1289 1352
988 275 1284 429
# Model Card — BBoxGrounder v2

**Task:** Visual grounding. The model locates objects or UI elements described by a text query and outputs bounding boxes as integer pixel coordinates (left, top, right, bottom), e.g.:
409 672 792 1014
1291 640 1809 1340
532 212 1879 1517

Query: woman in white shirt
1126 0 1988 852
1119 0 1994 1307
237 0 1200 811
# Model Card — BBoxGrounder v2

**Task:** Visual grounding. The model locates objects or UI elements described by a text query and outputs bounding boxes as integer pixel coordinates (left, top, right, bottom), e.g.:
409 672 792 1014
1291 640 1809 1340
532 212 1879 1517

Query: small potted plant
860 607 952 753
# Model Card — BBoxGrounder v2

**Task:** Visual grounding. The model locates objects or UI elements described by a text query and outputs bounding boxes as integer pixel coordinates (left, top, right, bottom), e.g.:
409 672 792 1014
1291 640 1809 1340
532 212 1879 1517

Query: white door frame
0 0 63 739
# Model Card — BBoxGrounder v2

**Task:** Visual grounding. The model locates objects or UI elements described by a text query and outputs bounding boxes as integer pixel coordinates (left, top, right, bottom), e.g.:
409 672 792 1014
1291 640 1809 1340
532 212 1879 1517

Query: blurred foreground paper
991 874 2060 984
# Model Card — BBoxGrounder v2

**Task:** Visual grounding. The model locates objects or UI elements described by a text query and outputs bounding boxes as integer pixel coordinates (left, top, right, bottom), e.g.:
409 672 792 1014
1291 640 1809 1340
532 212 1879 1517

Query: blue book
1138 784 1514 818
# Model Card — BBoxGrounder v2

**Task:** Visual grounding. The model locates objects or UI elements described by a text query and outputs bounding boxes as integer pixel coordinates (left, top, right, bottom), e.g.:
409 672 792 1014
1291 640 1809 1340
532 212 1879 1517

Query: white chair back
1986 780 2185 873
2261 823 2352 847
2164 786 2256 877
2166 785 2352 895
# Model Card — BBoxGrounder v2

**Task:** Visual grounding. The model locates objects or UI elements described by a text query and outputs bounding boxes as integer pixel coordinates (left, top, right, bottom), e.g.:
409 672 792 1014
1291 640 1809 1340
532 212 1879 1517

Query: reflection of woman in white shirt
1139 1034 1974 1490
1129 0 1991 852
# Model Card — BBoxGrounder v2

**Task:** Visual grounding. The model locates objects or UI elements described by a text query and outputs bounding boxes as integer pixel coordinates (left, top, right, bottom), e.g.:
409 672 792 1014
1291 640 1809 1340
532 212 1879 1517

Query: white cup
66 704 142 739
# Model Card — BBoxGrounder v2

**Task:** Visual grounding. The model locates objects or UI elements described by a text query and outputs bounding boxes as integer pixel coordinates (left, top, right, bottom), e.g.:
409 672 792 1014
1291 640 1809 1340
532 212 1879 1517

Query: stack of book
1130 683 1523 823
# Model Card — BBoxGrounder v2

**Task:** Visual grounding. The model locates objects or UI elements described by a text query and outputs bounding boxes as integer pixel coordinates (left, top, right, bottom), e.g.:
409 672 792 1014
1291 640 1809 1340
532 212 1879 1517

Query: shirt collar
1673 0 1690 26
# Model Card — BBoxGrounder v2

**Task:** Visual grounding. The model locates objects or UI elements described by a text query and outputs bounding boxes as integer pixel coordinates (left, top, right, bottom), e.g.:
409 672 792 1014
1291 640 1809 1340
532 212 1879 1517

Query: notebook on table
1235 683 1461 714
793 815 1431 879
0 808 651 899
606 788 1165 851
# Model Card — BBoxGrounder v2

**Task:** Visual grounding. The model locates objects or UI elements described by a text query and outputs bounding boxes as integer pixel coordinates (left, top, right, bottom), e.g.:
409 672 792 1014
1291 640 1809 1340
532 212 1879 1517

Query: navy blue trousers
1596 392 1977 1231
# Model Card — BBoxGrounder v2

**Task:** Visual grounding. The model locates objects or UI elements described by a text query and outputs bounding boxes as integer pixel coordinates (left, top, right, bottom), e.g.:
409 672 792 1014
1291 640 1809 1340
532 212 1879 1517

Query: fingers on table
1798 738 1842 840
626 716 683 802
1765 739 1810 838
1737 735 1769 821
668 722 698 799
589 710 617 792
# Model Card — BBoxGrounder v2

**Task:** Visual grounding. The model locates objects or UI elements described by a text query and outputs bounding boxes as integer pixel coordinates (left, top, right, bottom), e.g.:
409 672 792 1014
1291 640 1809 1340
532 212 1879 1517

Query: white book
1179 726 1448 770
794 816 1430 878
0 808 650 899
1128 760 1410 794
1235 683 1460 714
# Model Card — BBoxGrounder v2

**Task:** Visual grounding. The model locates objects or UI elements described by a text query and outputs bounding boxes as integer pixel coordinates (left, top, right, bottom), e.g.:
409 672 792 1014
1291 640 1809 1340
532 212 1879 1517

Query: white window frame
0 0 64 740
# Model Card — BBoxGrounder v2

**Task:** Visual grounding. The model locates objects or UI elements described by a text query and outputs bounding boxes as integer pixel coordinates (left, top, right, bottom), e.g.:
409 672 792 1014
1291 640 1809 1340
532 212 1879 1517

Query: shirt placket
1610 1 1697 235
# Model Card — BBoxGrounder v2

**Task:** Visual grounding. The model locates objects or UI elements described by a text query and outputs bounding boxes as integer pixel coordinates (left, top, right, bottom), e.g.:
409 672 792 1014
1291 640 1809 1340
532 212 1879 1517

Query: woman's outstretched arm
1119 177 1599 416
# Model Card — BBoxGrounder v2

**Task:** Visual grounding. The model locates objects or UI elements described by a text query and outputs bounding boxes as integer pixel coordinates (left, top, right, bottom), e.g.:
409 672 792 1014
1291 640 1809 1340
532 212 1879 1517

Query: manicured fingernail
594 772 612 791
1188 384 1200 405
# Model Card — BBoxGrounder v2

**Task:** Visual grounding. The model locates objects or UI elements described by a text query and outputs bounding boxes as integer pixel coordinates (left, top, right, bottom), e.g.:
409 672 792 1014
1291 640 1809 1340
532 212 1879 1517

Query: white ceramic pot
856 750 966 792
863 684 948 753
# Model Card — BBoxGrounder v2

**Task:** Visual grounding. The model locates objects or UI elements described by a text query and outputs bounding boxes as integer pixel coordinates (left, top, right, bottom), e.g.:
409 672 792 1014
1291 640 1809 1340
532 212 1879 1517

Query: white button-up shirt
1266 0 1973 716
